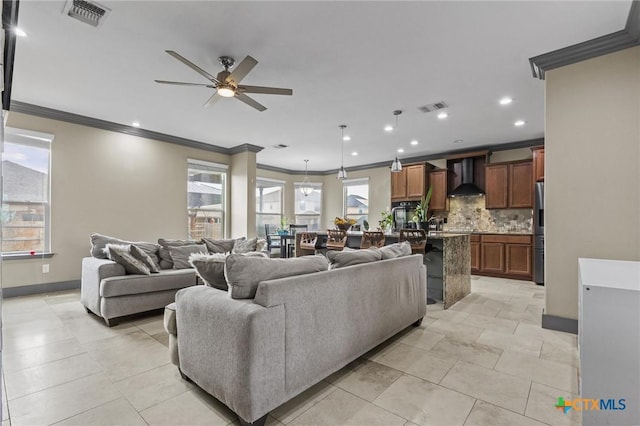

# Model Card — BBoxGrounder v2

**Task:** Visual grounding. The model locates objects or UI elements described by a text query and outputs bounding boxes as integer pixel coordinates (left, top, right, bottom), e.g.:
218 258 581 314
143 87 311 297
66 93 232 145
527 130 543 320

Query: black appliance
391 201 418 231
449 158 484 197
534 182 544 285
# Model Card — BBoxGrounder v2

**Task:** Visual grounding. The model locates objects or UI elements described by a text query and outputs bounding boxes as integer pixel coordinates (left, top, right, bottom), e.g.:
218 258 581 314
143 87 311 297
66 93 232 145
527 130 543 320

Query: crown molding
228 143 264 154
529 0 640 79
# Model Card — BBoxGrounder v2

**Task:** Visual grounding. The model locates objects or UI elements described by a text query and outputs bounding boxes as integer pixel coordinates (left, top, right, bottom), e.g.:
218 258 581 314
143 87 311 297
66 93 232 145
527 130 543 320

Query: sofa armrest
175 286 285 423
80 257 126 315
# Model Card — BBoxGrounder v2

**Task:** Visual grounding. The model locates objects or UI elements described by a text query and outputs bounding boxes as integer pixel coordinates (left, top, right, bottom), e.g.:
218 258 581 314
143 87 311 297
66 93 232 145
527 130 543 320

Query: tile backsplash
439 195 532 234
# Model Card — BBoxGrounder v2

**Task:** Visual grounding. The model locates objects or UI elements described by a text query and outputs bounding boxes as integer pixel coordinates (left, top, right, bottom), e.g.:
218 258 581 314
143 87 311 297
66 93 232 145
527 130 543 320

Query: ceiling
11 1 631 171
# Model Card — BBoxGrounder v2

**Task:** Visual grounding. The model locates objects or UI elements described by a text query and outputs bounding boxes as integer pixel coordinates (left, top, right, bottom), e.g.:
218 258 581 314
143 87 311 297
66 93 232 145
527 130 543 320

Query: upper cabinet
485 160 533 209
531 146 545 182
391 164 425 201
428 169 448 211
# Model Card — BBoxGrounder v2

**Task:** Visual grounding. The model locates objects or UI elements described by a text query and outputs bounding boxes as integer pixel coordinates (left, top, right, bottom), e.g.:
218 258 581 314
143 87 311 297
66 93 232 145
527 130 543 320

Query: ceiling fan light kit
390 110 403 173
337 125 348 180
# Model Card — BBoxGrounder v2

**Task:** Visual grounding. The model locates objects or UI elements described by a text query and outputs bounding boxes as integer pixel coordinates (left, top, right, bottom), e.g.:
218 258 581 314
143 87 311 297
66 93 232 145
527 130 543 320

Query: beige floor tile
62 315 139 344
462 313 519 335
3 315 65 336
2 325 74 354
50 300 92 322
1 420 8 426
83 330 171 382
2 337 86 372
540 341 580 369
514 323 577 349
525 382 581 426
495 351 579 394
54 397 147 425
395 327 446 351
374 374 476 426
326 359 402 402
133 315 165 335
5 352 102 400
495 308 541 326
464 400 547 426
44 291 81 305
289 388 405 426
476 329 543 357
440 361 531 414
8 373 121 426
1 379 8 421
115 363 193 411
481 299 529 314
427 320 485 342
427 307 471 323
151 332 170 348
140 388 236 426
271 381 337 424
428 336 502 369
371 343 456 384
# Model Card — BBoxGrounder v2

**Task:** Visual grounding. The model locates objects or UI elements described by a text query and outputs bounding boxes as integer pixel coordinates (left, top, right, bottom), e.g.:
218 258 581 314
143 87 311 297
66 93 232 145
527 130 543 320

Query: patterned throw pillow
169 244 208 269
232 237 258 254
202 238 236 254
158 238 200 269
104 244 151 275
130 244 160 273
90 233 160 266
189 253 228 290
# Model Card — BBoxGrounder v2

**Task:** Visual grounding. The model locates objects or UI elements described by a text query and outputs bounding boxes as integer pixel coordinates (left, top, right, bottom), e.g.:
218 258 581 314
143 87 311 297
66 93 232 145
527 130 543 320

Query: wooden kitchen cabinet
391 168 407 200
484 164 509 208
391 164 426 201
532 146 545 182
506 243 532 277
476 234 533 280
480 241 506 274
428 169 448 211
470 234 481 273
485 161 533 209
509 161 533 208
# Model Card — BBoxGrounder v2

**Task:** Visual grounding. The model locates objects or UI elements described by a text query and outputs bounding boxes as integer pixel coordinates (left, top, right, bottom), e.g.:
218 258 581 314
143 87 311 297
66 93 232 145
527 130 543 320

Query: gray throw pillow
90 233 160 267
326 248 382 269
158 238 200 269
379 241 413 260
232 237 258 254
189 253 228 290
105 244 151 275
130 244 160 273
225 254 329 299
169 244 208 269
202 237 235 254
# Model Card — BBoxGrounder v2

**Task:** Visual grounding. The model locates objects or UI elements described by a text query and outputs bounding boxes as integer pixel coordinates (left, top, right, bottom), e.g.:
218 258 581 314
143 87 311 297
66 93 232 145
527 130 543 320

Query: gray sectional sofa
166 253 426 425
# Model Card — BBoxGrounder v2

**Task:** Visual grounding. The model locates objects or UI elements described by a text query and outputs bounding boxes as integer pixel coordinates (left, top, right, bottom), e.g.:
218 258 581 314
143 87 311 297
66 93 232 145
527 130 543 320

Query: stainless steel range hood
449 158 484 197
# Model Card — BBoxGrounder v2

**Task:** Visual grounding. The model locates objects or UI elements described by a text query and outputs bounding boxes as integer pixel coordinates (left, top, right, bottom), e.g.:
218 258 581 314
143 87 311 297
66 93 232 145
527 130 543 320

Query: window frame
256 177 285 237
294 181 322 230
187 159 227 240
342 177 370 225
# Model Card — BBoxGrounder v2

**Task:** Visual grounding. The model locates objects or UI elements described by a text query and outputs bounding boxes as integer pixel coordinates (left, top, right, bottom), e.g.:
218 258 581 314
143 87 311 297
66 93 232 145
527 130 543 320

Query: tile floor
1 276 581 425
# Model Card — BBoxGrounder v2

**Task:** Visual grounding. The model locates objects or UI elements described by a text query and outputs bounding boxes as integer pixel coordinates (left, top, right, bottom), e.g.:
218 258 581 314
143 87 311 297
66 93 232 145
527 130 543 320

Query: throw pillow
169 244 208 269
130 244 160 273
90 233 161 267
225 254 329 299
379 241 413 260
104 244 151 275
158 238 200 269
189 253 228 290
326 248 382 269
202 237 235 254
256 238 268 253
232 237 258 254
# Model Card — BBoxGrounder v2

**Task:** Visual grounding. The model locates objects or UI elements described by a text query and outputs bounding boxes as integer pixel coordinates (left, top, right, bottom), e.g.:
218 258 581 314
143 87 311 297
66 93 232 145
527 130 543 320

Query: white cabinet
578 258 640 426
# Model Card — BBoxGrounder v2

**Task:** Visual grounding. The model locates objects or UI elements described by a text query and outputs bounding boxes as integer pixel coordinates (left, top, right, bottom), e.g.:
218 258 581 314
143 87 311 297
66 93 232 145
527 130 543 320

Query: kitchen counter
424 233 471 308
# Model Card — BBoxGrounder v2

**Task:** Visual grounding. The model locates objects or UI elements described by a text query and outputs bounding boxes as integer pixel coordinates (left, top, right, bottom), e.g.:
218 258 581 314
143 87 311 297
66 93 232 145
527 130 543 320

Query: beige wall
3 112 229 288
229 151 257 238
545 46 640 320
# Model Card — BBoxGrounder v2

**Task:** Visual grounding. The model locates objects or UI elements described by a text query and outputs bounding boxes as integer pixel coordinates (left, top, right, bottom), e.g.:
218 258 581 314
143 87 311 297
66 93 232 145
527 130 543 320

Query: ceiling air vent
62 0 111 28
272 144 288 149
417 101 448 113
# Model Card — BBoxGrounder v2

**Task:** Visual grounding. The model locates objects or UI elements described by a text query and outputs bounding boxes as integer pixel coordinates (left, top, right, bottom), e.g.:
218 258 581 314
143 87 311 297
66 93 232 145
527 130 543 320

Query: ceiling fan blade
239 85 293 96
226 55 258 85
155 80 216 88
235 92 267 112
165 50 219 83
203 92 221 108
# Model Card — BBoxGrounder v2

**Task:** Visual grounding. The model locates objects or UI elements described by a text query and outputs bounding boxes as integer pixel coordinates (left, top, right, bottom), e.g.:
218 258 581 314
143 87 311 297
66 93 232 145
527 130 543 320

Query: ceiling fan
155 51 293 112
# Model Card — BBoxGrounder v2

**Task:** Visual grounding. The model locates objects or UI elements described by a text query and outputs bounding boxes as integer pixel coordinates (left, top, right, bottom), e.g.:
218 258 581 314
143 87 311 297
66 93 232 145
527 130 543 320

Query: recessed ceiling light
397 148 404 153
343 135 351 141
499 97 513 105
437 112 448 119
453 139 464 144
410 140 418 146
14 27 26 37
351 151 358 156
132 121 141 127
514 120 526 127
384 125 393 132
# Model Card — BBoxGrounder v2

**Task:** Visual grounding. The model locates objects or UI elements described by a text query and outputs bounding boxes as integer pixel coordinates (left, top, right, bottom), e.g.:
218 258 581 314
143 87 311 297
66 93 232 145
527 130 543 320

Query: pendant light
390 110 403 173
300 159 313 197
337 125 348 179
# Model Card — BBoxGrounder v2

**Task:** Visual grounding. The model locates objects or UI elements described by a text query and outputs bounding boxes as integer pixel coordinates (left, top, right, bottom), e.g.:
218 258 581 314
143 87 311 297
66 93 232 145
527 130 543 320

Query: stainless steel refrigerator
534 182 544 285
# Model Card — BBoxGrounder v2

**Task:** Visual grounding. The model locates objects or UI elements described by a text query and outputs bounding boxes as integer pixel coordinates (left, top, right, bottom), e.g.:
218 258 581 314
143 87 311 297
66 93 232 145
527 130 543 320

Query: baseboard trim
542 313 578 334
2 280 81 298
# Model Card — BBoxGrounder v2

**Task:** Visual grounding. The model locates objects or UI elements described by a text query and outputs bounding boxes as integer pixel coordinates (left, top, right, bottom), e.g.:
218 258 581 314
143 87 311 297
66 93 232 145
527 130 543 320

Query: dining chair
326 229 348 251
399 229 428 254
288 224 308 234
360 231 385 249
296 232 318 257
264 224 281 257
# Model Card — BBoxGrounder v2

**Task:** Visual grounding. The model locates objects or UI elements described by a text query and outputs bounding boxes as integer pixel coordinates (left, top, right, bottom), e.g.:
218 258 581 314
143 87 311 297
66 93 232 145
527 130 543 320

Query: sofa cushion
225 254 329 299
158 238 200 269
131 244 160 273
91 233 160 267
104 244 151 275
163 302 177 335
202 237 235 254
232 237 257 254
100 268 196 298
189 253 228 290
379 241 412 260
170 244 207 269
326 247 382 269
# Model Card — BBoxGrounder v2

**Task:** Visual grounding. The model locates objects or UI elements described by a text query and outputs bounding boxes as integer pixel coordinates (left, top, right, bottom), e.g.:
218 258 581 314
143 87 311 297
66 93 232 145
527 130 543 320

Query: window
294 182 322 230
2 128 53 255
343 178 369 226
256 179 284 237
188 160 226 240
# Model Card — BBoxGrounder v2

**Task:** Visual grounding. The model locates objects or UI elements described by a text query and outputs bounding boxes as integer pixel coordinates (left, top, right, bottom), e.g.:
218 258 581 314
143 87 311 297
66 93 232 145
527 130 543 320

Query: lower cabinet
474 234 533 280
470 235 480 273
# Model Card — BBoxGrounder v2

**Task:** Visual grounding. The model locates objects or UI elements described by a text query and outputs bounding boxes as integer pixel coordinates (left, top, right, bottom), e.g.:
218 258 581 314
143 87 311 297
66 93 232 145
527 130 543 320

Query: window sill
2 252 56 260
